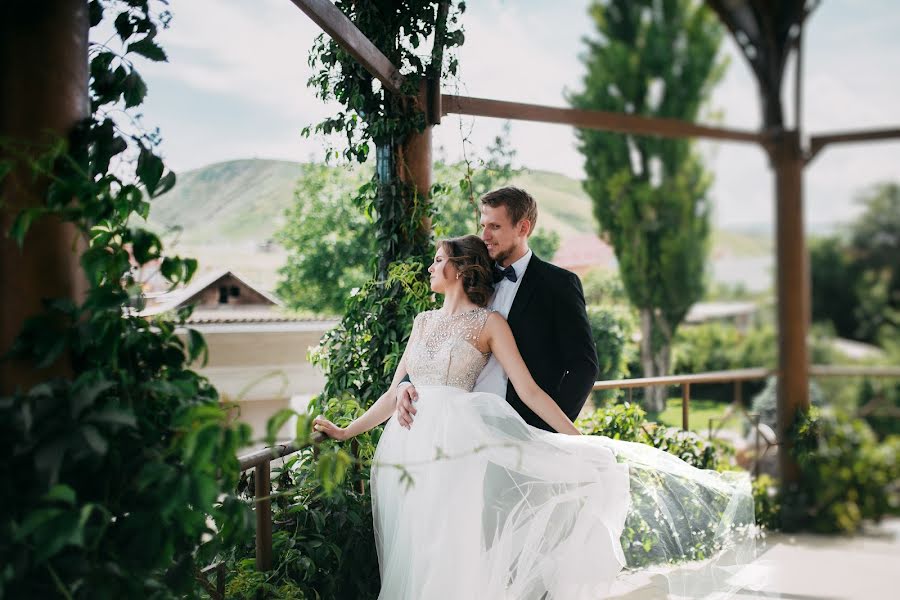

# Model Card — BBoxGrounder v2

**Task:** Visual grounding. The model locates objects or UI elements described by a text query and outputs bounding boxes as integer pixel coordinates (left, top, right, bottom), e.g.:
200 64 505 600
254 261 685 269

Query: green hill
147 158 771 259
146 158 305 243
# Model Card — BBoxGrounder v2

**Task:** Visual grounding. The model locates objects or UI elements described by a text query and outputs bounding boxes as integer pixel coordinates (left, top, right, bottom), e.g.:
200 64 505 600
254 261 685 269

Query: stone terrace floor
609 518 900 599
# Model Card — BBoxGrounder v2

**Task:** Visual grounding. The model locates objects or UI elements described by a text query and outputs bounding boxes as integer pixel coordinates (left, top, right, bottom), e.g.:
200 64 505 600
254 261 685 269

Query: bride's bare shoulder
483 310 510 332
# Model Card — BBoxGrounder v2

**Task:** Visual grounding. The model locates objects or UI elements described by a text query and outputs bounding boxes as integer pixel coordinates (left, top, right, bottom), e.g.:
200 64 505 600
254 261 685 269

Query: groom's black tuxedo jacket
502 254 598 431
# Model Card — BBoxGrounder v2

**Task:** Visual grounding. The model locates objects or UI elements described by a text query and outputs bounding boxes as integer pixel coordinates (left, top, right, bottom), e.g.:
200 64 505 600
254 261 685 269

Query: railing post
255 461 273 572
682 383 691 430
734 380 743 406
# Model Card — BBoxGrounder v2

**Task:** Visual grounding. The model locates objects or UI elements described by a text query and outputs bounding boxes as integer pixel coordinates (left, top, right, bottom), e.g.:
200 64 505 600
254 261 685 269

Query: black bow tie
493 264 517 284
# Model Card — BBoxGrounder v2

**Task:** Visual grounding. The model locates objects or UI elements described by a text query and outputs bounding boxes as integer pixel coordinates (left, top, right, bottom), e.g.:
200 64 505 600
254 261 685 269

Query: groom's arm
553 271 599 421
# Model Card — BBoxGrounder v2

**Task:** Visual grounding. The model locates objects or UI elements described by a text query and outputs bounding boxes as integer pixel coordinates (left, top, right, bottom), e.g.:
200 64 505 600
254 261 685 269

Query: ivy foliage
0 2 252 598
224 2 469 596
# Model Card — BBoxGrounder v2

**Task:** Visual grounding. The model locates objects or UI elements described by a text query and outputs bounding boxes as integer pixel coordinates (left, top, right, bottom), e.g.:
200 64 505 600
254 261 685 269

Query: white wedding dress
371 308 754 599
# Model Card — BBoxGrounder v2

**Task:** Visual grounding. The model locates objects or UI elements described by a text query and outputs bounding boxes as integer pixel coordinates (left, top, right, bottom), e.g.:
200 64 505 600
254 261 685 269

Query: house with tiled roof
141 270 336 447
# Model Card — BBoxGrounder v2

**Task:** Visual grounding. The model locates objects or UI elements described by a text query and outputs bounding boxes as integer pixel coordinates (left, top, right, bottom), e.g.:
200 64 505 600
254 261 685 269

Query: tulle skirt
371 386 755 599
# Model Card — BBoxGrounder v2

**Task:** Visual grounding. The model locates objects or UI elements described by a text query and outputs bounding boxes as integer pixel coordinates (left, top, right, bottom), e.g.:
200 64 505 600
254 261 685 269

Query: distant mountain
147 158 772 258
146 159 305 243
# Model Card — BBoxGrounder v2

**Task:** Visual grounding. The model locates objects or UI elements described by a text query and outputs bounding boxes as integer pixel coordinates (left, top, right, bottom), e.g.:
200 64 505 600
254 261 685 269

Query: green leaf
122 70 148 108
137 147 164 195
131 228 162 264
114 11 135 42
88 0 103 27
295 412 313 443
81 425 109 456
127 37 168 62
16 508 64 540
34 440 67 486
87 408 137 428
9 208 44 247
316 449 352 495
43 484 77 505
154 170 176 196
186 328 208 367
265 409 296 445
72 378 116 417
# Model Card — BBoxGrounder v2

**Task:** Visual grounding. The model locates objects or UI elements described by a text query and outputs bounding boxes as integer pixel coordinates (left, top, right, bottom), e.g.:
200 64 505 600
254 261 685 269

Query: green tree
848 183 899 343
277 128 560 315
276 164 372 314
810 183 900 344
569 0 726 411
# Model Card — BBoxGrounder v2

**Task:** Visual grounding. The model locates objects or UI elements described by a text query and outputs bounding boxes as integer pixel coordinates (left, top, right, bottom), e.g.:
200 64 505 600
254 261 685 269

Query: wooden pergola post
771 129 811 484
398 82 434 236
0 0 89 394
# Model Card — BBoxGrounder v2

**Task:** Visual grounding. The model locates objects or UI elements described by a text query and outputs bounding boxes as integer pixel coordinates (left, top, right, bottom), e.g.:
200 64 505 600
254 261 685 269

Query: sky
136 0 900 230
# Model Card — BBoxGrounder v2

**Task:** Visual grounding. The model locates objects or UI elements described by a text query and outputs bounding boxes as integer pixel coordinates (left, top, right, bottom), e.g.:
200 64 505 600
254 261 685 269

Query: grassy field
650 398 744 434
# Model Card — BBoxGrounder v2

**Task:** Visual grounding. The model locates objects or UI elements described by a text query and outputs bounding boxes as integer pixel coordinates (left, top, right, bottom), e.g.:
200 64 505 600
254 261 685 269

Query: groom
397 186 599 431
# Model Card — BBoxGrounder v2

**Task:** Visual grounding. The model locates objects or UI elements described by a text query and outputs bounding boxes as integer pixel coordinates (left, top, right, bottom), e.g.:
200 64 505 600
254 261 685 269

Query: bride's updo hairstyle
440 235 494 307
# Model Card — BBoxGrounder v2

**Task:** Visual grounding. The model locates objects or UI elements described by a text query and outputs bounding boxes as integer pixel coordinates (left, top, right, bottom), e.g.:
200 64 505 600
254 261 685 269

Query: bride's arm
482 313 581 435
314 317 418 441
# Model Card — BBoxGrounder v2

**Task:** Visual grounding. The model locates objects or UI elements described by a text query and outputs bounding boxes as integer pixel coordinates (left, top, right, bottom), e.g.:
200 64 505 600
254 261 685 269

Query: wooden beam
289 0 405 95
1 0 90 393
442 94 768 145
807 127 900 164
773 130 809 488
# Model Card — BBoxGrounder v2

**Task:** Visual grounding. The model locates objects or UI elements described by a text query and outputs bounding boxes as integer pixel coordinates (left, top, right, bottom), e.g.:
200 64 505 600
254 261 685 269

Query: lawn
650 398 745 435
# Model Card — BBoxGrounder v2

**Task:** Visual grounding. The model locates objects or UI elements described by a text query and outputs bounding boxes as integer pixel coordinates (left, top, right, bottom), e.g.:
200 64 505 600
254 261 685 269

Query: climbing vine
303 0 467 406
222 3 469 596
0 2 252 598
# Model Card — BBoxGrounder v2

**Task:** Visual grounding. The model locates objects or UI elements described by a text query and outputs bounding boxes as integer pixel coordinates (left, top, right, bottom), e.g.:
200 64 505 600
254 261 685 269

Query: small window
230 286 240 298
218 286 229 304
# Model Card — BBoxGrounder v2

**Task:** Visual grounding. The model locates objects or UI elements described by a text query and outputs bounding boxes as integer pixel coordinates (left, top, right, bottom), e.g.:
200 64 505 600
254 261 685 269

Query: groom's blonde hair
480 186 538 236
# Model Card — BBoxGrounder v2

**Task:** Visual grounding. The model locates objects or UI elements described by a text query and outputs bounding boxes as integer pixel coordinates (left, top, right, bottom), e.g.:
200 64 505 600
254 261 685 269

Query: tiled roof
186 308 336 325
140 269 282 316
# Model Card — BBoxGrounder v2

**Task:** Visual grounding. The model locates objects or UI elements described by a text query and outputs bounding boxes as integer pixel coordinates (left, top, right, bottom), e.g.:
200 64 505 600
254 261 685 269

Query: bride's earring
456 272 460 280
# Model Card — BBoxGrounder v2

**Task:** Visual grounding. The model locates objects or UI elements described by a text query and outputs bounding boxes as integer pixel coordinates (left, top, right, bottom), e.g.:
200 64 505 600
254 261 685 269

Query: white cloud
138 0 899 228
145 0 330 119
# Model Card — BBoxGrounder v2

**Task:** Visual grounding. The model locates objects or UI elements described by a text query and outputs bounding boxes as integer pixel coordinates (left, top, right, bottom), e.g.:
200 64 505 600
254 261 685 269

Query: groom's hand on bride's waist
396 383 418 429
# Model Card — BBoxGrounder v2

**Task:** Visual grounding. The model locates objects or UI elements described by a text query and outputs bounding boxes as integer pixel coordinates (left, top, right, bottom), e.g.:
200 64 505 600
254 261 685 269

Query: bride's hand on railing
313 415 349 441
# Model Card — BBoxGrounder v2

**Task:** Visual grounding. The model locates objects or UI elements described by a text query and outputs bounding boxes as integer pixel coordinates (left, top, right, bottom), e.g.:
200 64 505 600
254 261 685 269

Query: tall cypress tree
569 0 726 411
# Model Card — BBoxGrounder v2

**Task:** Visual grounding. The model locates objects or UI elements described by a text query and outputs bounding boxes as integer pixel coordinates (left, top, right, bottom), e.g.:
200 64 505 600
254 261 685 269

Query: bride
313 235 754 599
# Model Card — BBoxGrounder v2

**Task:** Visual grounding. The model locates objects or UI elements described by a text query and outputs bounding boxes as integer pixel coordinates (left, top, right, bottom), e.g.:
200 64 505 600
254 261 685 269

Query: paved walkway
608 518 900 599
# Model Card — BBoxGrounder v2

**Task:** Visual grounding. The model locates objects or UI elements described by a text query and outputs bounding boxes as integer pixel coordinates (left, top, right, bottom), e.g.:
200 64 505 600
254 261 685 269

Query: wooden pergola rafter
287 0 900 494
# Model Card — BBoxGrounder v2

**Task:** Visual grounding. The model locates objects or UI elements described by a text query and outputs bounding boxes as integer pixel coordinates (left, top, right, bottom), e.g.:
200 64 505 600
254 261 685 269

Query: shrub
749 376 825 433
784 408 900 533
752 474 781 531
576 401 647 441
576 402 730 470
672 323 776 403
582 269 629 306
586 305 638 405
855 378 900 439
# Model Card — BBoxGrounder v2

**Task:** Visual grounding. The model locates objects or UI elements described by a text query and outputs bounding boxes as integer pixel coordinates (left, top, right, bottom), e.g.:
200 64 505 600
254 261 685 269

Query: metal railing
200 364 900 596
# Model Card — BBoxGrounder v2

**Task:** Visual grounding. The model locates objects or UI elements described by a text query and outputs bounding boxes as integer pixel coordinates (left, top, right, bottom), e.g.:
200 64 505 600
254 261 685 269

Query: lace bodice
406 308 493 392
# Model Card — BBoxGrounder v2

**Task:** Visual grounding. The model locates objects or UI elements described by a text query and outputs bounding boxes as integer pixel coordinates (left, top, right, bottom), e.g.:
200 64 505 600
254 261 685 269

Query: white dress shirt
473 250 533 396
